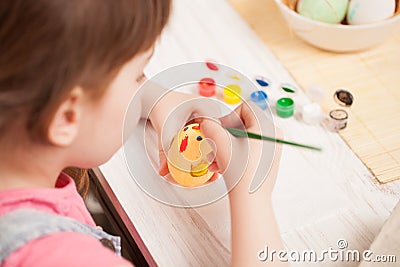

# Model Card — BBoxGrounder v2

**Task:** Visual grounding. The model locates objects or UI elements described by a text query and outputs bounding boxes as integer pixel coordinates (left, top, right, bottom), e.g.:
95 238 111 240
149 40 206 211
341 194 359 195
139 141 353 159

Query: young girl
0 0 286 266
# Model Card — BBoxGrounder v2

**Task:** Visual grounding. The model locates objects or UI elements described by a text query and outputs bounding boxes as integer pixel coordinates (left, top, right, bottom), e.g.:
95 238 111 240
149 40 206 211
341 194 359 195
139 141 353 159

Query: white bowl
274 0 400 52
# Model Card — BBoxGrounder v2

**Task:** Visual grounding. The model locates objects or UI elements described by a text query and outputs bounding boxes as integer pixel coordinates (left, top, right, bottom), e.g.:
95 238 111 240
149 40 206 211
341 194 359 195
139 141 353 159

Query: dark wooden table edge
89 168 157 267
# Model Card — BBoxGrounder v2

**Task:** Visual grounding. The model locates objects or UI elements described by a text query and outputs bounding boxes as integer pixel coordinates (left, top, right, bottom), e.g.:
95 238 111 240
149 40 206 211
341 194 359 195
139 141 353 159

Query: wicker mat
229 0 400 183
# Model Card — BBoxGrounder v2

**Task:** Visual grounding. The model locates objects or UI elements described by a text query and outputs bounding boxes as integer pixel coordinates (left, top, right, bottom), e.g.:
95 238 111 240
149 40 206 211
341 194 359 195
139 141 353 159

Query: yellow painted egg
167 123 214 187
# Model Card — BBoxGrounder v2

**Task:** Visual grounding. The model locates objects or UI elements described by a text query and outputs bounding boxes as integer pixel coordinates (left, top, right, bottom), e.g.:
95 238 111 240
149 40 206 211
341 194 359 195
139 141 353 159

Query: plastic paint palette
223 84 242 104
280 83 297 94
255 76 271 87
276 97 295 118
250 90 268 110
198 77 216 97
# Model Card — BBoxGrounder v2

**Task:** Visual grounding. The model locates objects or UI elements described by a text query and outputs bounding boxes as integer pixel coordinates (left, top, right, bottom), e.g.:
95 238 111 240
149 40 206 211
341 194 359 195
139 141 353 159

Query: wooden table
229 0 400 184
92 1 400 266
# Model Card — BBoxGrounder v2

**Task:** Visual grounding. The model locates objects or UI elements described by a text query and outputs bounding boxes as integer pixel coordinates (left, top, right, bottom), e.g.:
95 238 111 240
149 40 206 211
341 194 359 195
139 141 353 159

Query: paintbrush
225 127 322 151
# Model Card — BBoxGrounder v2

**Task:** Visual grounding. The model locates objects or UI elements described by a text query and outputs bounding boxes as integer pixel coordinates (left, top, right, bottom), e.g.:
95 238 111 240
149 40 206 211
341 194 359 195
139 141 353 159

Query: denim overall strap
0 208 121 264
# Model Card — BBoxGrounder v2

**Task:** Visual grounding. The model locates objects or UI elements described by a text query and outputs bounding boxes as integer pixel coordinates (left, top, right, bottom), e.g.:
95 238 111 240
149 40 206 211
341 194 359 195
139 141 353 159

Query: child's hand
145 89 221 176
200 102 282 197
201 103 286 266
158 143 169 176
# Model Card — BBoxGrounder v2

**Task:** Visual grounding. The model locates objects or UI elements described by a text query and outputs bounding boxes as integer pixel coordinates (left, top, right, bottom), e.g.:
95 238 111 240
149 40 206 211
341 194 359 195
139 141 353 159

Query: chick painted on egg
167 123 215 187
347 0 396 25
297 0 349 24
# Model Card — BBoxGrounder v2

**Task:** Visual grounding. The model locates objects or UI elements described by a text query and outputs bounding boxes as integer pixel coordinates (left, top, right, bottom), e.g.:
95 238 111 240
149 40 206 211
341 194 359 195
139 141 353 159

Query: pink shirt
0 173 132 267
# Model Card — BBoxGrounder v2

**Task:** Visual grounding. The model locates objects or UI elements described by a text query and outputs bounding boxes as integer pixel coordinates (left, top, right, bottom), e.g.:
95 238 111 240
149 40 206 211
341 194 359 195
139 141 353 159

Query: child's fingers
158 159 169 176
207 162 219 173
200 119 231 173
208 172 219 182
219 104 245 129
219 102 259 130
158 144 169 176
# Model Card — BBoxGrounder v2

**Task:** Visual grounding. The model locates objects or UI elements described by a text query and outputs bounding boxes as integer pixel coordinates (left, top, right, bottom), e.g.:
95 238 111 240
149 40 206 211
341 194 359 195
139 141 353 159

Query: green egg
297 0 349 24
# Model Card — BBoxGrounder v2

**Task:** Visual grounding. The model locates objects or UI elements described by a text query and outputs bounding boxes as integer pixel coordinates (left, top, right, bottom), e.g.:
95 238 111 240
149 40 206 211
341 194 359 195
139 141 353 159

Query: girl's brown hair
0 0 171 195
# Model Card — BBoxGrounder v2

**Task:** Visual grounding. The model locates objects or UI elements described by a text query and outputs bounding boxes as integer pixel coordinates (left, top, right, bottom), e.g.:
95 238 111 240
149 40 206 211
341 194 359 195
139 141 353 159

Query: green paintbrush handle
225 127 322 151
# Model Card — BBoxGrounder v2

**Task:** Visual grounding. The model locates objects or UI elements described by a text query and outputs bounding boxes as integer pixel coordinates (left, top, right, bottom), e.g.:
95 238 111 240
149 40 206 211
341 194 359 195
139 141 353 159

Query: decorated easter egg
347 0 396 25
297 0 349 24
167 123 215 187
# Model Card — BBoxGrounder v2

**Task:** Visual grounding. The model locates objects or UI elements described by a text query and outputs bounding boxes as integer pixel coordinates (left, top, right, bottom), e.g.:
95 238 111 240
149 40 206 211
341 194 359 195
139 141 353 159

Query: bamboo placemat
229 0 400 183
